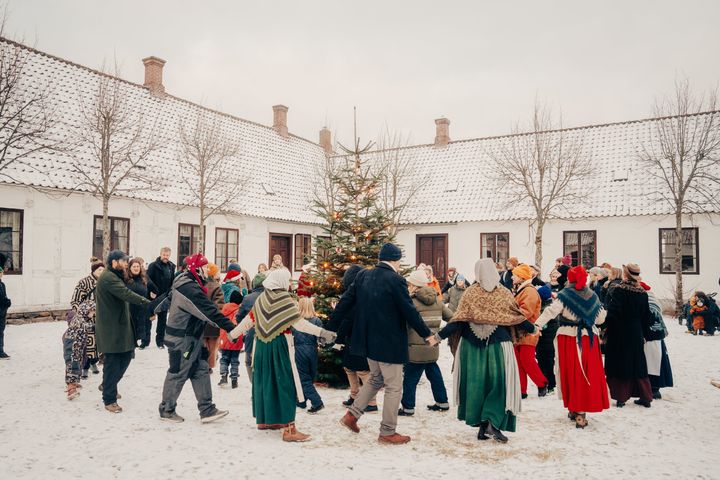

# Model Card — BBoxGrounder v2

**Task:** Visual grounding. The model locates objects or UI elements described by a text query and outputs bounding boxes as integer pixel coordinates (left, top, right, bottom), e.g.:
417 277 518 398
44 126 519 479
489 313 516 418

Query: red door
269 234 292 268
416 234 448 285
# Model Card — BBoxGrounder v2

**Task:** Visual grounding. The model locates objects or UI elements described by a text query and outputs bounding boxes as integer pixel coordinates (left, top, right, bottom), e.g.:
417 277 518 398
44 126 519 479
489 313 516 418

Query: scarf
647 290 667 336
557 284 602 349
251 288 303 343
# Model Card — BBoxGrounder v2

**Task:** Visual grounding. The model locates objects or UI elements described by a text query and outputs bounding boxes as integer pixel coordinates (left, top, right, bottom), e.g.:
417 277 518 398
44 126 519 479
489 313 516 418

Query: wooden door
269 233 292 269
416 234 448 285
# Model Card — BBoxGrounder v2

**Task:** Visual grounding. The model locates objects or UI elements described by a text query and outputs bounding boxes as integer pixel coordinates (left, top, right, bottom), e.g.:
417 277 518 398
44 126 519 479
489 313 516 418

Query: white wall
397 214 720 302
1 185 322 311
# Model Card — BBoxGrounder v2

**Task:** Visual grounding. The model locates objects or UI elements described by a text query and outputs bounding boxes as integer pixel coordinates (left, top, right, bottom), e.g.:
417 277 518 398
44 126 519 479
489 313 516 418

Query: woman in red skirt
535 265 609 428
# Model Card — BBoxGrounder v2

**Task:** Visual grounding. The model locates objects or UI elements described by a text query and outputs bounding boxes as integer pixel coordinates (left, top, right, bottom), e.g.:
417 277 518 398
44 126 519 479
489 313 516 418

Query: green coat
408 286 454 363
95 269 150 354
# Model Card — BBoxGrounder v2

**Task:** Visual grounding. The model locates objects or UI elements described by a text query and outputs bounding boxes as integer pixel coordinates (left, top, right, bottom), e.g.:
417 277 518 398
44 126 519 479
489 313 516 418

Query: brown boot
66 383 80 401
339 411 360 433
105 403 123 414
282 423 311 442
378 433 411 444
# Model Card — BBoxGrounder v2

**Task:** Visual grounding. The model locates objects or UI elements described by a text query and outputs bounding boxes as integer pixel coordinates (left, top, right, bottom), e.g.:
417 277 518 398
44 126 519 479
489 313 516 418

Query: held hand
426 336 439 347
319 328 337 344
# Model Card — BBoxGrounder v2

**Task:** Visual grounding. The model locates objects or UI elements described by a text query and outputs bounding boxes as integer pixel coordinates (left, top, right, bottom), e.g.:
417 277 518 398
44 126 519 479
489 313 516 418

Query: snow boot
477 421 489 440
282 423 311 442
340 412 360 433
378 433 411 445
218 373 228 387
231 378 238 389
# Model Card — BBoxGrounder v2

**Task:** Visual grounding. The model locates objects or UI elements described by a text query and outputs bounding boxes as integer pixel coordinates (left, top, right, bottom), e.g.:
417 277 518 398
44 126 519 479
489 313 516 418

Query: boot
378 433 411 444
81 369 89 379
485 423 508 443
575 413 588 429
339 412 360 433
634 399 652 408
231 378 238 389
538 386 548 397
342 397 355 407
477 421 489 440
308 403 325 414
283 423 311 442
90 363 99 374
66 383 80 401
218 373 228 386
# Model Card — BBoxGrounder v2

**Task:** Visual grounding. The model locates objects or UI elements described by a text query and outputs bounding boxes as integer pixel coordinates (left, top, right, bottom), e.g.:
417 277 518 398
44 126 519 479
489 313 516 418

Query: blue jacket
293 316 323 347
330 262 432 364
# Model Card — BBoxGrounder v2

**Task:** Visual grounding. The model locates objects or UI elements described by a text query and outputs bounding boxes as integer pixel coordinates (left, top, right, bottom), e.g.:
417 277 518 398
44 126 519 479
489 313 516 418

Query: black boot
231 378 238 389
477 421 489 440
538 386 548 397
485 423 508 443
342 397 355 407
634 399 652 408
218 374 228 386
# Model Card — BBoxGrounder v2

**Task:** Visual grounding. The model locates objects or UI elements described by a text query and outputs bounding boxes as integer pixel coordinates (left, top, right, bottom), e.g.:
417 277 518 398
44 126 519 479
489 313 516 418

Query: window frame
480 232 510 265
92 215 130 260
562 230 597 269
215 227 239 272
177 223 205 266
294 233 312 271
658 227 700 275
0 208 24 275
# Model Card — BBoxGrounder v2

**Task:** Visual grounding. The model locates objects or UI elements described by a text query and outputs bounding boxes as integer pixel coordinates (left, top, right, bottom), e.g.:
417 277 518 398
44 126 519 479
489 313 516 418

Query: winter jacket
293 316 323 347
162 273 236 350
147 257 176 295
601 279 621 308
428 277 442 296
443 284 466 313
330 262 432 364
0 279 9 310
219 302 243 351
204 278 225 338
513 282 542 347
70 275 96 312
604 283 653 380
441 274 458 294
221 282 241 303
500 270 513 290
408 286 453 363
95 268 149 354
127 275 158 331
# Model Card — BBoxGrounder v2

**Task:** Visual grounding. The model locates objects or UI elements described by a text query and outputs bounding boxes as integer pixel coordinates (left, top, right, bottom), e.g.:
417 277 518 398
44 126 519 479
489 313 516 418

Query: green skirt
252 334 297 425
457 339 516 432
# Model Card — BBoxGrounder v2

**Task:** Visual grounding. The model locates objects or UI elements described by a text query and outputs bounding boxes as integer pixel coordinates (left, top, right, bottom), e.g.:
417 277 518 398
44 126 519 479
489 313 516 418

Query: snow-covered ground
0 320 718 480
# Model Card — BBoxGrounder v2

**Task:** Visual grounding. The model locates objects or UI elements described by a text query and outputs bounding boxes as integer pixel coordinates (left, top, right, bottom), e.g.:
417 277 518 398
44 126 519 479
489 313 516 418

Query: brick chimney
434 117 450 146
272 105 289 137
319 127 333 155
142 56 166 95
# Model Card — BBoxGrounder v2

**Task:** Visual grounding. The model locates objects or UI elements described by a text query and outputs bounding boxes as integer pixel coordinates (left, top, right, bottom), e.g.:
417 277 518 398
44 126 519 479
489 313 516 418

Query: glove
318 328 337 344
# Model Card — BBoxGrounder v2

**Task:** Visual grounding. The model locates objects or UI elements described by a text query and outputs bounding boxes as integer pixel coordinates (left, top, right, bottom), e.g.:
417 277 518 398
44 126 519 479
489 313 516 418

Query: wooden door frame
268 232 293 268
415 233 449 283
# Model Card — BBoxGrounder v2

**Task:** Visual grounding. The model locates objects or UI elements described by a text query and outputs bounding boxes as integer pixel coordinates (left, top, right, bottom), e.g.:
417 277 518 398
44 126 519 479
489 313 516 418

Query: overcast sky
5 0 720 147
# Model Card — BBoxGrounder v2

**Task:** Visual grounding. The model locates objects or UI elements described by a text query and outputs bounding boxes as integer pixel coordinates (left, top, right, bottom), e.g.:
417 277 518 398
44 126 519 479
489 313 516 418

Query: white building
1 38 718 312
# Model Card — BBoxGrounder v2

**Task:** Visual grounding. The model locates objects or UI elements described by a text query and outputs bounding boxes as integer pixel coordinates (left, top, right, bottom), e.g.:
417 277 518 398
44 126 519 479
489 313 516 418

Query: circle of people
60 245 680 444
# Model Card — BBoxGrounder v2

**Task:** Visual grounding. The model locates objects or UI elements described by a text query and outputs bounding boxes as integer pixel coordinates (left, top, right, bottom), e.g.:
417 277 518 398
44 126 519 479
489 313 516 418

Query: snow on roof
2 38 719 226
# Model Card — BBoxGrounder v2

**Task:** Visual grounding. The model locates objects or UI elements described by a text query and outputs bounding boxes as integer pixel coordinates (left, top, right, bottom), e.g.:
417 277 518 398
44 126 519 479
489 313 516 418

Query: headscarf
185 253 209 294
475 258 500 292
262 267 291 291
512 264 533 281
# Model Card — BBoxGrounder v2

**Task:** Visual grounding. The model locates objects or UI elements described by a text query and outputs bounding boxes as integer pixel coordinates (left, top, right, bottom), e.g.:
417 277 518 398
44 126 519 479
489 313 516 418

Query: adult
604 263 654 408
529 264 546 287
333 243 434 445
126 257 158 349
441 267 459 294
443 274 468 313
600 267 622 307
0 264 10 359
203 263 224 373
158 253 238 424
236 272 267 382
399 269 453 416
511 264 548 399
434 258 530 443
534 284 558 393
535 265 609 428
640 281 673 399
95 250 150 413
589 267 609 298
500 257 519 290
228 268 335 441
147 247 176 349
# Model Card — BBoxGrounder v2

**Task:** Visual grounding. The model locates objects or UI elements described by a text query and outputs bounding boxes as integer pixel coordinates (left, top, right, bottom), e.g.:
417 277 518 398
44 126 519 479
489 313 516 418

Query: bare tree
639 79 720 313
487 100 593 269
376 127 429 236
177 111 243 252
71 65 160 260
0 18 56 180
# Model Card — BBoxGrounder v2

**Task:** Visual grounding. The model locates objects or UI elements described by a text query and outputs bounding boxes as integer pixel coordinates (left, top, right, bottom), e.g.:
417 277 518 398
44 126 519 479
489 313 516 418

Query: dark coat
604 283 652 380
500 270 514 290
330 262 432 364
147 257 176 295
0 279 10 310
95 268 149 354
326 265 369 372
127 276 158 332
203 278 225 338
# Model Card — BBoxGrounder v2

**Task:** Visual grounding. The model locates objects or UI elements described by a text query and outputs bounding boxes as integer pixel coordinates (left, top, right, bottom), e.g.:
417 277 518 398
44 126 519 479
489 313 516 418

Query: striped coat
70 275 97 312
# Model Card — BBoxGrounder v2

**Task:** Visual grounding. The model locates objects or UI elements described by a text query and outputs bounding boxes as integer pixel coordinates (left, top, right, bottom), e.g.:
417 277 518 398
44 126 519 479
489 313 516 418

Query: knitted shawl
557 284 602 348
251 289 303 343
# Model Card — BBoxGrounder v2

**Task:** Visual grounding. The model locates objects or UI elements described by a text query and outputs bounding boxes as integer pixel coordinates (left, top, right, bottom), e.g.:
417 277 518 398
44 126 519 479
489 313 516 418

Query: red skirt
557 335 609 413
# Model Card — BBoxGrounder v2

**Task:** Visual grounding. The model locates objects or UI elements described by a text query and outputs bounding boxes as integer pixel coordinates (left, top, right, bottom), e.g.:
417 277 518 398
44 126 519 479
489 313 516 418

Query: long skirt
457 339 516 432
252 335 297 425
557 335 609 413
649 339 674 391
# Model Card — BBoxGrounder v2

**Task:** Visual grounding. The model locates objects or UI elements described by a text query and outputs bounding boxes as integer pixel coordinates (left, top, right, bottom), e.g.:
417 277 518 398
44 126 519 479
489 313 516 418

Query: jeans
295 344 322 407
159 336 216 417
102 351 133 405
401 361 448 411
349 360 403 436
219 350 240 379
155 311 167 347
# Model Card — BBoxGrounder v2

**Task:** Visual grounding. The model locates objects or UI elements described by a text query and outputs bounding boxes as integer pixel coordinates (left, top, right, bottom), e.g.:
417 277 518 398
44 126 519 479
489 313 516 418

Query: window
480 233 509 265
215 228 239 272
0 208 23 274
563 230 597 269
294 234 312 271
659 228 699 274
93 215 130 259
178 223 203 266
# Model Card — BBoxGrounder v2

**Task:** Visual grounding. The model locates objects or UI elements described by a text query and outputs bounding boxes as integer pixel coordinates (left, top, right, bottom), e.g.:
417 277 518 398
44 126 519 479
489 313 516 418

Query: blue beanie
379 243 402 261
537 284 553 301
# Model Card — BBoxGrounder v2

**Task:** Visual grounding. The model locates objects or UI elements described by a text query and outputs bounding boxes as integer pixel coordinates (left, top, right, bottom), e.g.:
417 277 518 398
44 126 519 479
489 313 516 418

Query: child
293 297 324 414
218 290 244 388
690 292 709 336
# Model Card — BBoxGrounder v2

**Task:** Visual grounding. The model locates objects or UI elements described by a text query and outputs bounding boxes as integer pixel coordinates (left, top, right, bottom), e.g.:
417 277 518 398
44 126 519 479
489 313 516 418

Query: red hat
567 265 588 290
224 269 242 282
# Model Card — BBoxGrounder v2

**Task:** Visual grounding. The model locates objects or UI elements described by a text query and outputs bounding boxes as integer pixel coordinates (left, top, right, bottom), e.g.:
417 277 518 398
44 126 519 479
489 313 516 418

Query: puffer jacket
443 284 466 312
408 286 453 363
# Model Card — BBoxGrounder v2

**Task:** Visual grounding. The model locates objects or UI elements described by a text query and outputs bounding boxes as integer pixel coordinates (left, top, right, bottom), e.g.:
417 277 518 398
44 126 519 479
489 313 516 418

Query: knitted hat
228 262 242 273
223 270 241 283
106 250 128 265
252 272 267 289
407 269 430 287
562 255 572 266
507 257 519 268
456 274 466 284
512 264 533 281
207 263 219 279
379 243 402 261
567 265 588 290
537 284 553 301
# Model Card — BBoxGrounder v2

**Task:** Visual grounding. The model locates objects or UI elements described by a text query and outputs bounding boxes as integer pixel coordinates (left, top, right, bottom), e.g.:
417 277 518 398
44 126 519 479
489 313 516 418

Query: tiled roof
2 38 719 225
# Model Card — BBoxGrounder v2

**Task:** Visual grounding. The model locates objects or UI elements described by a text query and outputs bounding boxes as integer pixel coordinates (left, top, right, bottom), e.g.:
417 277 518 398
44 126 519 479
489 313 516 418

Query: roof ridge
0 36 323 150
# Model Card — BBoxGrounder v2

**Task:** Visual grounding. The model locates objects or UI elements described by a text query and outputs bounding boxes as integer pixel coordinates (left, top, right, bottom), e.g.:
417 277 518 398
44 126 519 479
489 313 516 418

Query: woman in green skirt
229 268 335 442
433 258 535 443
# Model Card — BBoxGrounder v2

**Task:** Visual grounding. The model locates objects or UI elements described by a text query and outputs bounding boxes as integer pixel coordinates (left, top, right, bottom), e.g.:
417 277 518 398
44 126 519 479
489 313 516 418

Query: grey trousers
159 337 216 417
348 359 403 436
